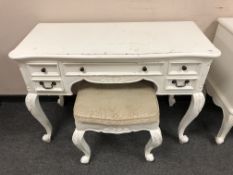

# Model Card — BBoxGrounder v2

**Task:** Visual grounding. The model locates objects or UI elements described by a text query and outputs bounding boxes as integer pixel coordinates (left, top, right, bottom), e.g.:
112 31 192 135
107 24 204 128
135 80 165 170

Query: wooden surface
9 22 220 60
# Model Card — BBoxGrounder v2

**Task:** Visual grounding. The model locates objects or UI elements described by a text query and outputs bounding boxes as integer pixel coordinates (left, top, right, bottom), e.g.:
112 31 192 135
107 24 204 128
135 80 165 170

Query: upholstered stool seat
74 82 159 125
72 82 162 164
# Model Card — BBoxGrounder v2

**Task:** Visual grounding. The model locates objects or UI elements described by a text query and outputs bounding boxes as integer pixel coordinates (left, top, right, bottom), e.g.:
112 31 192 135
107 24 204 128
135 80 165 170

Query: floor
0 96 233 175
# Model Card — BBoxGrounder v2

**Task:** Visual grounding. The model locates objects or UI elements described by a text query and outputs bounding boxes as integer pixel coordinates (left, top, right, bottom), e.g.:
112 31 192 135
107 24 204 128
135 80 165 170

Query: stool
72 82 162 163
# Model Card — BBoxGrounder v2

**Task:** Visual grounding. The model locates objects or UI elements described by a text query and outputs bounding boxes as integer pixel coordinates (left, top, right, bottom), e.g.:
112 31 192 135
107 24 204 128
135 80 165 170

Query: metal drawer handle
80 67 85 73
142 66 148 72
182 65 187 71
172 80 190 88
41 67 47 73
39 81 56 89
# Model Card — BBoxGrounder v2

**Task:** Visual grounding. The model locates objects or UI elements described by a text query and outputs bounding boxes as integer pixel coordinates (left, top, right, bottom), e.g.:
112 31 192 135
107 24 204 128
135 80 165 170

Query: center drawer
62 63 165 76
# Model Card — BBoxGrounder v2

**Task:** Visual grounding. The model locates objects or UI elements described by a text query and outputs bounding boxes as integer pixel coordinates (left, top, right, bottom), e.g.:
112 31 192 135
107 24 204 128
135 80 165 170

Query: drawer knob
182 65 187 71
39 81 56 89
172 80 190 88
41 67 47 73
142 66 148 72
80 67 85 73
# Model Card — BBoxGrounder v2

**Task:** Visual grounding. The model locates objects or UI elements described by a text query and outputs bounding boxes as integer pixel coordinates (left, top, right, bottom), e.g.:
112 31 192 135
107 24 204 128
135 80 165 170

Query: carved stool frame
72 122 162 164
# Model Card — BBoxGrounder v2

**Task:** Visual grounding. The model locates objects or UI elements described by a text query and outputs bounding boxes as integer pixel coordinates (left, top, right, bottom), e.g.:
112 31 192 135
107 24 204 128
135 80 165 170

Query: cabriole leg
178 92 205 144
169 95 176 107
145 128 162 162
216 111 233 144
57 95 64 107
72 129 91 164
25 93 52 143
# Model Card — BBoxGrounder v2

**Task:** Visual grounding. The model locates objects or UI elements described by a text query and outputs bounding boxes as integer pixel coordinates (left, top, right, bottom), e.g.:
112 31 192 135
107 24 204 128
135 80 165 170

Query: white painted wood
207 18 233 144
169 95 176 107
33 80 63 93
9 22 220 59
165 77 197 91
25 93 52 143
57 95 64 107
73 122 161 163
9 22 220 142
145 128 162 162
72 129 91 164
178 92 205 143
14 59 213 96
27 63 60 77
62 62 165 76
75 122 159 133
206 79 233 144
216 112 233 145
168 62 201 75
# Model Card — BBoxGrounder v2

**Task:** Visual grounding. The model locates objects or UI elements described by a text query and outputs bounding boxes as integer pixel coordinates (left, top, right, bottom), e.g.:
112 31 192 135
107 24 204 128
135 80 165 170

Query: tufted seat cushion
73 82 159 126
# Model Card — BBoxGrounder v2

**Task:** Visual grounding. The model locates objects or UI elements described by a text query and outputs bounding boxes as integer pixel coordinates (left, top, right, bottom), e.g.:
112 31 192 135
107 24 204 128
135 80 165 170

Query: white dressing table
9 22 220 143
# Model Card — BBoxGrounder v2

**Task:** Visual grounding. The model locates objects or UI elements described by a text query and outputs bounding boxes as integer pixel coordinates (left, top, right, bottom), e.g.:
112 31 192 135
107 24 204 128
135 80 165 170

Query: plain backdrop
1 0 233 94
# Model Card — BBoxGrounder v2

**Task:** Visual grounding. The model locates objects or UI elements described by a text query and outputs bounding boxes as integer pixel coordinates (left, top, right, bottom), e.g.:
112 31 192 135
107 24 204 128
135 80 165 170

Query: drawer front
62 63 165 76
27 63 60 77
165 78 197 90
168 62 201 75
33 80 63 92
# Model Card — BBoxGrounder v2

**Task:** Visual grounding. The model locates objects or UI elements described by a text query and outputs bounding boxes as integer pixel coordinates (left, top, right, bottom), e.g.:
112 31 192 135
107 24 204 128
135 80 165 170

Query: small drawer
33 80 63 92
168 62 201 75
165 78 197 90
62 63 164 76
27 63 60 77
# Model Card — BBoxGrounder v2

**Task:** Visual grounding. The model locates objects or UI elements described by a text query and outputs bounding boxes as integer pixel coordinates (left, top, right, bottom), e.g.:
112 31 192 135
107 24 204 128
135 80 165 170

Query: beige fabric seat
73 82 159 125
72 81 162 164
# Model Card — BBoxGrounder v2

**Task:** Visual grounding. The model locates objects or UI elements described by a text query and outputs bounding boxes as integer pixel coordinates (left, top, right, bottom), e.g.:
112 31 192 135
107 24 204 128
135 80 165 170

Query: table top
9 21 221 60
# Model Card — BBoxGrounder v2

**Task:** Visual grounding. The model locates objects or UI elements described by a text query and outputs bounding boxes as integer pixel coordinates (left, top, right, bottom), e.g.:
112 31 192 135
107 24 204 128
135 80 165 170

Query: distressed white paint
25 93 52 143
9 22 220 143
178 92 205 143
72 130 91 164
145 128 163 162
9 22 220 59
207 18 233 144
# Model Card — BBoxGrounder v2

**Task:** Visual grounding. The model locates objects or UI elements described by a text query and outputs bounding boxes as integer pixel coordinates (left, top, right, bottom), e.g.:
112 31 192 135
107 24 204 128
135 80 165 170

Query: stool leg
72 129 91 164
145 128 162 162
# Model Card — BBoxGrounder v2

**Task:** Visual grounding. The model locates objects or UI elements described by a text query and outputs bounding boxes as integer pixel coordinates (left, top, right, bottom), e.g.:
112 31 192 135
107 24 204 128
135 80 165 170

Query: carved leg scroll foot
169 95 176 107
57 96 64 107
215 111 233 145
145 128 162 162
178 92 205 144
25 93 53 143
72 129 91 164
